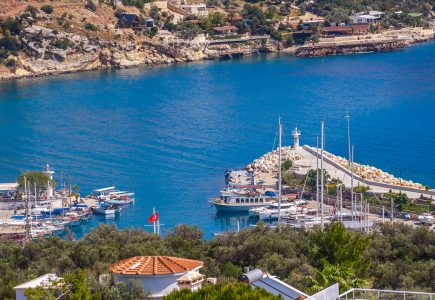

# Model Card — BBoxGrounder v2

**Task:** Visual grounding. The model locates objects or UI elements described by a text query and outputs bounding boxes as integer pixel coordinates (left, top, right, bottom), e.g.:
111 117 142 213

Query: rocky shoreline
1 25 433 81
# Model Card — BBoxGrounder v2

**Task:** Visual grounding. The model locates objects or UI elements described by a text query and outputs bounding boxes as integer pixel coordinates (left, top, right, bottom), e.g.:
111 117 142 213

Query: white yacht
249 202 294 217
259 205 308 221
210 188 275 212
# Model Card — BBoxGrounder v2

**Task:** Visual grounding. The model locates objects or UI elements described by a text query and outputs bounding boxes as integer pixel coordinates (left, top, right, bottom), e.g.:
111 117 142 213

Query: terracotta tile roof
109 256 203 276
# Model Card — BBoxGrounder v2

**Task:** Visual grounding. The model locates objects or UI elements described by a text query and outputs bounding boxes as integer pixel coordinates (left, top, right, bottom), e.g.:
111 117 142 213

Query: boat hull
214 202 269 212
92 207 116 215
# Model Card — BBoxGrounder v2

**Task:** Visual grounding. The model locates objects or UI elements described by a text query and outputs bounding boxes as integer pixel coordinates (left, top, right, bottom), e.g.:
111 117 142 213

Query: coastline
1 27 433 82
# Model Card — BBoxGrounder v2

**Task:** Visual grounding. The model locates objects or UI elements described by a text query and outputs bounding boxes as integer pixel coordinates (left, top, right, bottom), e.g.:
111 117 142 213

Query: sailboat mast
351 145 354 221
320 121 325 229
346 113 351 167
277 117 282 228
316 136 319 221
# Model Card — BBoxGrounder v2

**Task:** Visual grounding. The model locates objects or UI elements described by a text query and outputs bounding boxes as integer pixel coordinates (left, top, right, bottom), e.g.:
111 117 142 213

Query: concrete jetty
242 145 434 200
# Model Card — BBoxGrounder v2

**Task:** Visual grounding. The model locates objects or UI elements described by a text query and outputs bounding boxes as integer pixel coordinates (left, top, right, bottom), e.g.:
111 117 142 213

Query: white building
369 11 384 18
180 3 208 17
352 14 378 24
109 256 204 299
352 11 384 24
14 274 63 300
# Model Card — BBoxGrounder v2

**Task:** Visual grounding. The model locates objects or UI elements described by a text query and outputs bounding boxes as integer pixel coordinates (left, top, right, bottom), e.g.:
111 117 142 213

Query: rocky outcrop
296 39 409 57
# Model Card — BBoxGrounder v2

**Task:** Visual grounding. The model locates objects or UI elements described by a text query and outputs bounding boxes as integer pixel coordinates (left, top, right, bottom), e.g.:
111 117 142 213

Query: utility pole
320 121 325 229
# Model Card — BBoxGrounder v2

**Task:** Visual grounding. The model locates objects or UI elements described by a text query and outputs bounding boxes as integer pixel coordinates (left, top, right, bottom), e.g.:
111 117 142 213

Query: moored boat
210 188 275 212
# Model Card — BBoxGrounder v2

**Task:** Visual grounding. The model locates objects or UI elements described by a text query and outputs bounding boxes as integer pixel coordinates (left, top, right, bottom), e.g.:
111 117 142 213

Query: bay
0 42 434 237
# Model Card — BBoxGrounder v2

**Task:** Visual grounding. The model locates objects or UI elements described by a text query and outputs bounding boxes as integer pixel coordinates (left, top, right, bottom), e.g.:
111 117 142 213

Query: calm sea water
0 42 434 237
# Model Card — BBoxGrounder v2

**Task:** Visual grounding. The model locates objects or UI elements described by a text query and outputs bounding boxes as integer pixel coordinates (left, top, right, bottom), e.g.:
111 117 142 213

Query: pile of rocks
323 150 426 190
245 147 302 174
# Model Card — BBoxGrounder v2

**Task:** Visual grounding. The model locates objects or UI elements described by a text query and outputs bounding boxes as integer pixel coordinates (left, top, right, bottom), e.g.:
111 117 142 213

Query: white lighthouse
44 164 54 199
292 127 301 149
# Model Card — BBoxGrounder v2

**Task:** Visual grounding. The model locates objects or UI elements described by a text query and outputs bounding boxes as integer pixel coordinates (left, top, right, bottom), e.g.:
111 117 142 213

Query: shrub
41 5 53 14
121 0 147 9
84 22 100 31
85 0 97 12
52 38 70 50
0 17 23 35
3 58 16 68
25 5 39 18
0 35 21 55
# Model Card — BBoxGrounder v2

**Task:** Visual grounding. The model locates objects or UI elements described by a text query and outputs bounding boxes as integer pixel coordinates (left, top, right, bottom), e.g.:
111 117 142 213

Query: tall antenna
320 121 325 229
277 117 282 229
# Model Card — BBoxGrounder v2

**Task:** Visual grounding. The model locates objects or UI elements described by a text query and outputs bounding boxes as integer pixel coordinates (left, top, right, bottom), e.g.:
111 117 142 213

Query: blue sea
0 42 434 238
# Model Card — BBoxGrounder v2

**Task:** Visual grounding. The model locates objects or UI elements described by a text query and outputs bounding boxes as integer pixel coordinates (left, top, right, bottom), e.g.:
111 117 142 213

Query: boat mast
320 121 324 229
316 136 319 221
346 113 351 167
351 145 354 221
24 177 31 242
277 117 282 228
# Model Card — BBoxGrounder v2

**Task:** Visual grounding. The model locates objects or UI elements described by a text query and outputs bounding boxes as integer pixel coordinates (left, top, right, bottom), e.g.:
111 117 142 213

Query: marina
0 165 136 241
211 118 434 233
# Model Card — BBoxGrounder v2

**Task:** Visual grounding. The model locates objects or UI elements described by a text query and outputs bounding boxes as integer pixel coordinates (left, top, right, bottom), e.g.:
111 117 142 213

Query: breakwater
296 39 408 57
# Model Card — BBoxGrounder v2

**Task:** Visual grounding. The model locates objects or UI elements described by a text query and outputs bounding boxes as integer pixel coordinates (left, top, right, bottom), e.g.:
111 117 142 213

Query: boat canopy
94 187 116 193
108 191 128 195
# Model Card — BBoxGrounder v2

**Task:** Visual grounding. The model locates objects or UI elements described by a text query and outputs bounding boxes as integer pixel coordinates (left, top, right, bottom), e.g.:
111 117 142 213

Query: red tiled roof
109 256 203 276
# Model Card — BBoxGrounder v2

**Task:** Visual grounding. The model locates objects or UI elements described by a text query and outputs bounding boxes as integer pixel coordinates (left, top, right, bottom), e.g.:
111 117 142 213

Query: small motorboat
92 203 116 215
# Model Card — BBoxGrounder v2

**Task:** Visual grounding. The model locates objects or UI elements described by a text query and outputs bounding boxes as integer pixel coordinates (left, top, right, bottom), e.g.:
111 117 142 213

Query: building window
255 198 259 203
236 198 240 203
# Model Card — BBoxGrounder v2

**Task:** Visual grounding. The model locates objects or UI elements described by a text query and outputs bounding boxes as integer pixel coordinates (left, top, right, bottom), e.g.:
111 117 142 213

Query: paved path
291 146 433 199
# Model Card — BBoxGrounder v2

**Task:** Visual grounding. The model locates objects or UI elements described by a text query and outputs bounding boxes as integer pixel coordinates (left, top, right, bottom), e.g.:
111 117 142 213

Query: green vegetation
16 171 56 192
282 159 293 172
3 58 16 68
0 222 433 299
52 38 71 50
121 0 151 9
25 5 39 19
41 5 54 15
164 282 283 299
306 0 433 26
85 0 98 12
84 22 100 31
306 169 330 191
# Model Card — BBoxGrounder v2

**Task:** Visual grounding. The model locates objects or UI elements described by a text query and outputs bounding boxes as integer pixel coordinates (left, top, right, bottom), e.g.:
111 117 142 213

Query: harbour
0 41 434 238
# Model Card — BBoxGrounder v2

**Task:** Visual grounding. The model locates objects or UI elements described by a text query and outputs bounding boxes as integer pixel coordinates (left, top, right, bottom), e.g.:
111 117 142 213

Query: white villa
14 274 63 300
109 255 205 299
180 3 208 17
352 11 384 24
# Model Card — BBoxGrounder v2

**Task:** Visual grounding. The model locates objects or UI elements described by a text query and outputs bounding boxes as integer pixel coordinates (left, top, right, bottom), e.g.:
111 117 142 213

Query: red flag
148 212 158 223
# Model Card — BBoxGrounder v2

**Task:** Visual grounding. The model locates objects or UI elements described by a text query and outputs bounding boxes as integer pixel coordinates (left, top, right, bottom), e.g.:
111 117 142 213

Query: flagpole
152 207 156 234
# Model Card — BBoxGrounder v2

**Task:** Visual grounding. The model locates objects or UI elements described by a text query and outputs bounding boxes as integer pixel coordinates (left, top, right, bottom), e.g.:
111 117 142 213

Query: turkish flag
148 212 159 223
